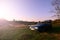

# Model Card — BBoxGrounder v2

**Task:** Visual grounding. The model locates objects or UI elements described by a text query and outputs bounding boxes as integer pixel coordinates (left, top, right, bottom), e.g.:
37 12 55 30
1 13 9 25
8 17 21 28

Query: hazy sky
0 0 55 21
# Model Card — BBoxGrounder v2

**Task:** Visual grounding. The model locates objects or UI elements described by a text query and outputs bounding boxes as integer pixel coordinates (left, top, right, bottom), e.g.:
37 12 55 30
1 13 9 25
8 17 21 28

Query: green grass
0 25 60 40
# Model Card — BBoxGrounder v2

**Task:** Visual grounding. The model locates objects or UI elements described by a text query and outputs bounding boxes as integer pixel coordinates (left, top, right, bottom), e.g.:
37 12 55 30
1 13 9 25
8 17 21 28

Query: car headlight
35 27 38 29
29 27 35 30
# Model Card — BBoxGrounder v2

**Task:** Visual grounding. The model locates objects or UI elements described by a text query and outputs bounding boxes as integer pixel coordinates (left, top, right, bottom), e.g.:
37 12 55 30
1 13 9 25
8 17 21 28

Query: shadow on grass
47 26 60 34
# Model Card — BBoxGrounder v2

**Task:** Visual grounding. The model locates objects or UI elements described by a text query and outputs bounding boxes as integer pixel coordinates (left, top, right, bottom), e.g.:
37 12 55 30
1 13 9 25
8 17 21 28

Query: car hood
29 23 43 27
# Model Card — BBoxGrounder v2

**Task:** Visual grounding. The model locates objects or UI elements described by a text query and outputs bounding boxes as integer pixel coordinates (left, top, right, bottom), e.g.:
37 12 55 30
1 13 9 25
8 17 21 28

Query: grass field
0 24 60 40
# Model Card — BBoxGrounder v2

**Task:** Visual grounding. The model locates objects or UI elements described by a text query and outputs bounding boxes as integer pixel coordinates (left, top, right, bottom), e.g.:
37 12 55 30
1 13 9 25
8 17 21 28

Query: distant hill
8 21 37 25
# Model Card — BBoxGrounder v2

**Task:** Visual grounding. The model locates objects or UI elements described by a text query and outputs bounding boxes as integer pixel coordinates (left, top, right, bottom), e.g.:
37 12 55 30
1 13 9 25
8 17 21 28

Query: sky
0 0 55 21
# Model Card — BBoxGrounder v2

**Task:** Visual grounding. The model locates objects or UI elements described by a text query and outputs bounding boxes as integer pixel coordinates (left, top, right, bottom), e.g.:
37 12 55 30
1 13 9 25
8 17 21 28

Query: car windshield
34 23 43 26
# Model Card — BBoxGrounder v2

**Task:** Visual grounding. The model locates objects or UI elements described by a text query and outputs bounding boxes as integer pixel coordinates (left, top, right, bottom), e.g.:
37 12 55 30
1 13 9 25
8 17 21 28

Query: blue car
29 20 52 32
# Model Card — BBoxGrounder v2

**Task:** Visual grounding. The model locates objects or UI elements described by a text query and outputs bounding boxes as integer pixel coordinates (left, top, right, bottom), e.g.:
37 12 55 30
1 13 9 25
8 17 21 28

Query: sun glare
0 1 14 21
0 7 10 20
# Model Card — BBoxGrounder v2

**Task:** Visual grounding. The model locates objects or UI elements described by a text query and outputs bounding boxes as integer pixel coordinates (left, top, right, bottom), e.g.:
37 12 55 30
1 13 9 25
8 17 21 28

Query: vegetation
0 19 59 40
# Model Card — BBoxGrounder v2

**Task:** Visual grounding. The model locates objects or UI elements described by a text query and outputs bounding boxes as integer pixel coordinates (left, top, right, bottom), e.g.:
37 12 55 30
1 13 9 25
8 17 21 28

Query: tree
52 0 60 19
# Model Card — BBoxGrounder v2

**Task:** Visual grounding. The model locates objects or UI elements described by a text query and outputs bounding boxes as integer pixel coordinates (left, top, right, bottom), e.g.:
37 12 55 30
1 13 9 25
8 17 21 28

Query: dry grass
0 23 59 40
